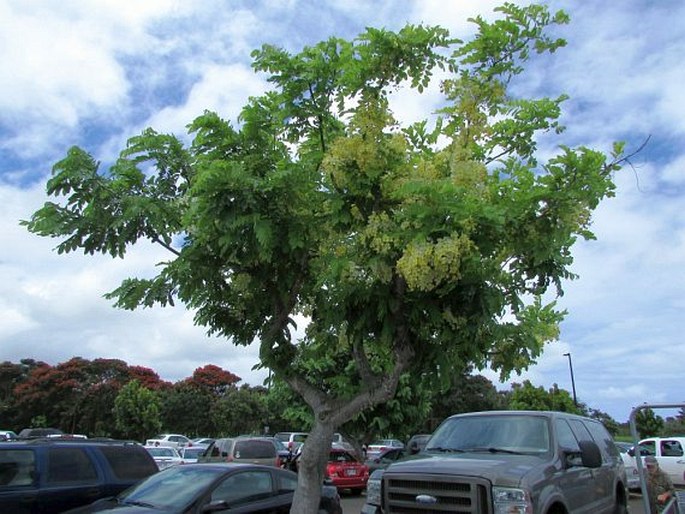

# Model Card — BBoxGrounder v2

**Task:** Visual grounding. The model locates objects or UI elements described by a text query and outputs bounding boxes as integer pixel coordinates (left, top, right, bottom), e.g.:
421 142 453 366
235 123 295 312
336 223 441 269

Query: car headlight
492 486 533 514
365 469 384 506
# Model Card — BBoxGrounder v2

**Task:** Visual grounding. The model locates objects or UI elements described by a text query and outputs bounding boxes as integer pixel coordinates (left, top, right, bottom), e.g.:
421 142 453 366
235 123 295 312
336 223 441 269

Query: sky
1 0 683 425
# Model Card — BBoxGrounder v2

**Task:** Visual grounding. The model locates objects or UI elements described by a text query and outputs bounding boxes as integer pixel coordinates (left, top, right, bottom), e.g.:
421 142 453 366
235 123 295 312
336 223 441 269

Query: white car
144 445 183 470
179 446 207 464
365 439 405 460
635 436 685 486
145 433 193 449
615 441 640 490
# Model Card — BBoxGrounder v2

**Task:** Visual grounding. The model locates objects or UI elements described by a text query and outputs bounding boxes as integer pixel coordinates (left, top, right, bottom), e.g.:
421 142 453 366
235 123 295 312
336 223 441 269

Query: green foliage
212 385 270 436
508 380 583 415
113 379 163 442
635 407 665 438
24 5 628 510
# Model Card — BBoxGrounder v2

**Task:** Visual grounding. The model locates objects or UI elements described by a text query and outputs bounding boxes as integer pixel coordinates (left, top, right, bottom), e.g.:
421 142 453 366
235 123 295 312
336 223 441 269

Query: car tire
613 499 628 514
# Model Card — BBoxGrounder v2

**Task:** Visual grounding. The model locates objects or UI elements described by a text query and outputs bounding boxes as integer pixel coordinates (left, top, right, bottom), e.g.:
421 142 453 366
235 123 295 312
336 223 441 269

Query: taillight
275 456 282 467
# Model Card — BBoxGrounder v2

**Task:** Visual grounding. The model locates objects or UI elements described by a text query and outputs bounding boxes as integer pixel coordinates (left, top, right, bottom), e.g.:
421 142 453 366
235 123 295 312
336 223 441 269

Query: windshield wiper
122 499 158 509
426 447 466 453
463 447 524 455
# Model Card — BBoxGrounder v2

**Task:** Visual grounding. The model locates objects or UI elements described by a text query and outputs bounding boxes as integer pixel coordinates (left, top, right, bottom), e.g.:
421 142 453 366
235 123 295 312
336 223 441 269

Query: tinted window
330 451 354 462
234 440 276 459
100 446 157 480
661 440 683 457
0 449 36 486
277 471 298 493
47 448 97 484
211 470 274 504
555 419 580 451
583 420 618 461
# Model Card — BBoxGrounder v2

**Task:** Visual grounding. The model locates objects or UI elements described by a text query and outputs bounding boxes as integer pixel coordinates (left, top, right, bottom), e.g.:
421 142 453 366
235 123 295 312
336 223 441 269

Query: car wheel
613 498 628 514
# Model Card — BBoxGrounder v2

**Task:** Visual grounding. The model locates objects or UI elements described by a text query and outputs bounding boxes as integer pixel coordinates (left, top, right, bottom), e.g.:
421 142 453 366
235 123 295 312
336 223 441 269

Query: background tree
429 370 508 430
113 379 163 442
212 384 270 436
587 407 619 436
508 380 583 414
0 359 47 428
24 4 629 510
635 407 664 438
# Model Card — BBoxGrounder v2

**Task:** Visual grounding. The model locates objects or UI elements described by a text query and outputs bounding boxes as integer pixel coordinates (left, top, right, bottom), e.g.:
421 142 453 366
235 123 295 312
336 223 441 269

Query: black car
64 462 343 514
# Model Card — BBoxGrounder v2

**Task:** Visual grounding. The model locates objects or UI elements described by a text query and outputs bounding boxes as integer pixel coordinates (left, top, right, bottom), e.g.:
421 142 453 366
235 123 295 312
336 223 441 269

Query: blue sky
1 0 683 424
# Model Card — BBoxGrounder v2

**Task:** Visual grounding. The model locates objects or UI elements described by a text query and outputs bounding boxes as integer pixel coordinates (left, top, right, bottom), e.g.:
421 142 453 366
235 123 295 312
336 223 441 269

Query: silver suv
363 410 628 514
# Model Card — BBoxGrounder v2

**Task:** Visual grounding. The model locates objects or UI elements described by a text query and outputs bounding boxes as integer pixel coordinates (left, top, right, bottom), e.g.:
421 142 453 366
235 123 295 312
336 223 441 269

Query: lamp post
563 352 577 406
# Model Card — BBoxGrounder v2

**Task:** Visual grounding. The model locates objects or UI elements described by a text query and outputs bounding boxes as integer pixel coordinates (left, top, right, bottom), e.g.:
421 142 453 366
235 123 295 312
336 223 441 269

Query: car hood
383 452 547 488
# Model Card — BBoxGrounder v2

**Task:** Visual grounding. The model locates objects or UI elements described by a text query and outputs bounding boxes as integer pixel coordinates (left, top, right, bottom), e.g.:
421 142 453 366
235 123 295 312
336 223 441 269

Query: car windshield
121 466 223 508
428 415 550 454
148 448 176 457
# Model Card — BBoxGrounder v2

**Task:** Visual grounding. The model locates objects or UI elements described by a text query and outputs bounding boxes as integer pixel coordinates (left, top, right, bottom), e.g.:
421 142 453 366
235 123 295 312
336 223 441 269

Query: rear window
234 440 276 459
0 449 36 486
100 446 158 480
47 448 98 484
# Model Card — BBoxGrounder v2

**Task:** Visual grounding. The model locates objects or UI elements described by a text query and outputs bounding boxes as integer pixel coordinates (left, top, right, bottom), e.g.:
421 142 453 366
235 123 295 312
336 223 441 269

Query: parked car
331 432 357 455
362 410 628 514
145 445 183 470
365 446 407 472
274 431 308 453
61 463 343 514
365 438 404 459
0 430 17 441
199 437 282 467
631 436 685 486
615 441 640 490
406 433 431 454
191 437 214 447
0 437 158 514
17 427 63 439
179 446 207 464
325 447 369 495
145 433 193 449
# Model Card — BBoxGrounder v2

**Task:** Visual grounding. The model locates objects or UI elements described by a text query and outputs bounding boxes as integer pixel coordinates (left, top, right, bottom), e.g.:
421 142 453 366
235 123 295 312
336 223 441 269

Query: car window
123 466 223 508
100 446 158 480
277 471 298 494
234 440 276 459
661 440 683 457
330 451 354 462
211 470 274 504
0 449 36 486
555 419 580 451
47 448 98 484
582 419 618 461
639 440 656 456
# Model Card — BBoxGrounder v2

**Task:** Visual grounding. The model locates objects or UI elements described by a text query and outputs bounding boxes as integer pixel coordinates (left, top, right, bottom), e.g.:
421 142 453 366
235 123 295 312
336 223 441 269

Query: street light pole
563 352 577 406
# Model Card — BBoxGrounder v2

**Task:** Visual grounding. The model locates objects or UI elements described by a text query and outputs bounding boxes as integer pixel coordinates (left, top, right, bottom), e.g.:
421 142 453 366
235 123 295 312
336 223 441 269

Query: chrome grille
383 473 491 513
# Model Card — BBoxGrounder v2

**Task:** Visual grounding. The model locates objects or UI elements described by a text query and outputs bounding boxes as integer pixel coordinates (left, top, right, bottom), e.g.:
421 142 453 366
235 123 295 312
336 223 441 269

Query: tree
508 380 583 414
159 382 216 436
212 384 270 436
113 379 163 442
635 407 664 438
24 4 630 510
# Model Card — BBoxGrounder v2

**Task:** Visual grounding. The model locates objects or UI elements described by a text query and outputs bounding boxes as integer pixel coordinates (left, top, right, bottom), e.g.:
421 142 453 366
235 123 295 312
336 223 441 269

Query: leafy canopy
25 4 626 509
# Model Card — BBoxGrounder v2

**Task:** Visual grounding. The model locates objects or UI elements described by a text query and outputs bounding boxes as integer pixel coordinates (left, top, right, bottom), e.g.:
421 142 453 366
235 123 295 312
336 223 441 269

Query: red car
325 448 369 495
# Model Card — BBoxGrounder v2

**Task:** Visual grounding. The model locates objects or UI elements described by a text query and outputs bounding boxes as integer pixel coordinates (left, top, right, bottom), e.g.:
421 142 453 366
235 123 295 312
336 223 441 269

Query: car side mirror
578 440 602 468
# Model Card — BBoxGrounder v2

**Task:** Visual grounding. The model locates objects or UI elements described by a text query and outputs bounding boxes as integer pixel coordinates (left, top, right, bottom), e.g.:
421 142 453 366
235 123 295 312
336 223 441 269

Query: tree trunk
290 419 335 513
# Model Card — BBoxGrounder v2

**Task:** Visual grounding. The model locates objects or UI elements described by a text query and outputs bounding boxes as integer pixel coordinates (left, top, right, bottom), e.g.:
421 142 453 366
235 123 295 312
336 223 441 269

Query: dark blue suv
0 438 158 513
